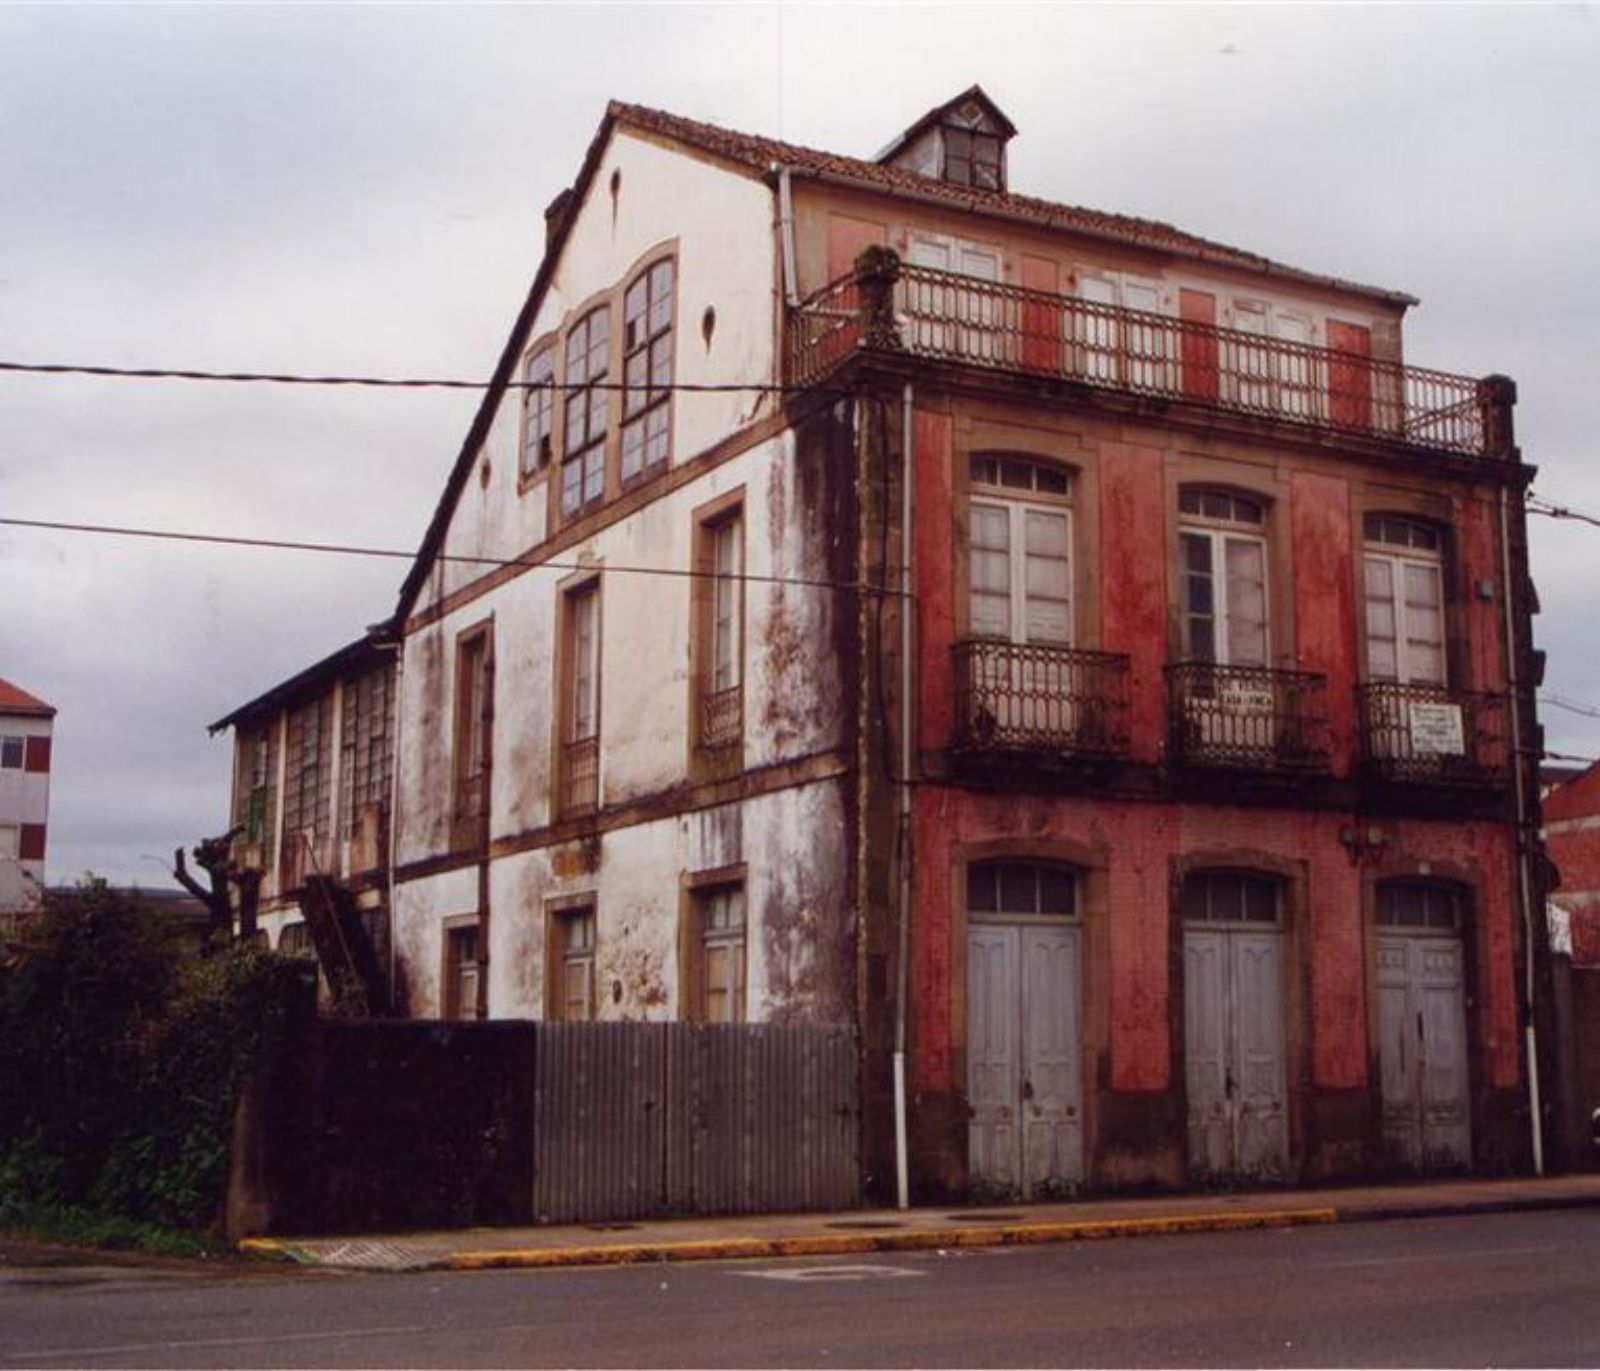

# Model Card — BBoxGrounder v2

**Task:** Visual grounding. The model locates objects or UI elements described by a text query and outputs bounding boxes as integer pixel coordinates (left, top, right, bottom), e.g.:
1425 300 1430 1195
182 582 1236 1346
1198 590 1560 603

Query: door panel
1021 925 1083 1192
1377 935 1470 1170
1180 288 1218 402
967 927 1020 1189
1185 926 1287 1178
1327 319 1372 430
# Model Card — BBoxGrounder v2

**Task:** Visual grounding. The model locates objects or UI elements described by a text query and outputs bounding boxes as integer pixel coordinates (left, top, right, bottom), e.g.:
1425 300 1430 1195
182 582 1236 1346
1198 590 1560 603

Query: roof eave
208 631 395 735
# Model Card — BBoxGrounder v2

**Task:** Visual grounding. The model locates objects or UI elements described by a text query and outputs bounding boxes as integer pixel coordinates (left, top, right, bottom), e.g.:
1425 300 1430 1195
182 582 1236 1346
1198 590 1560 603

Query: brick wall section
1458 494 1507 693
1548 763 1600 968
1097 442 1166 765
1290 471 1356 777
1107 802 1176 1089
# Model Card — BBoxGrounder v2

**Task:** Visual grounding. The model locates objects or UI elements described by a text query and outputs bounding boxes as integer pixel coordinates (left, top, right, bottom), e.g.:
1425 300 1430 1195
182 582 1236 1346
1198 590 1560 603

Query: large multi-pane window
969 455 1072 645
1364 515 1445 685
1179 869 1281 923
695 506 743 751
1179 489 1268 667
520 345 555 480
562 307 609 518
234 724 278 862
281 696 333 884
340 666 393 841
620 259 674 483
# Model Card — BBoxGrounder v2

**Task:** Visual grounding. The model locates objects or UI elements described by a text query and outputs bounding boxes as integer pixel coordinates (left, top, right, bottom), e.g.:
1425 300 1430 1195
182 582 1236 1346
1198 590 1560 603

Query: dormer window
944 126 1002 189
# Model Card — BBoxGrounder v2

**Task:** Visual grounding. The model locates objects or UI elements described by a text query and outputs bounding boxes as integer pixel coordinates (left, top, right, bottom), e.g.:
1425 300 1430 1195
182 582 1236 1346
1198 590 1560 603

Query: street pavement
240 1171 1600 1271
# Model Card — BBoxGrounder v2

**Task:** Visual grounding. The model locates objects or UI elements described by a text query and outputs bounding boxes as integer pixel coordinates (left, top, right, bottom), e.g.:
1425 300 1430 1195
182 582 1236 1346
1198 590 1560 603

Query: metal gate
1184 921 1288 1179
1377 936 1470 1169
967 922 1083 1196
532 1021 858 1223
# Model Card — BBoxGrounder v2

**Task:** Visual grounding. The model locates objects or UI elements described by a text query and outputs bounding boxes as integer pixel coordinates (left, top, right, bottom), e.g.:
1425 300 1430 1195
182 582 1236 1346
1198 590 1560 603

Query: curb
439 1207 1338 1272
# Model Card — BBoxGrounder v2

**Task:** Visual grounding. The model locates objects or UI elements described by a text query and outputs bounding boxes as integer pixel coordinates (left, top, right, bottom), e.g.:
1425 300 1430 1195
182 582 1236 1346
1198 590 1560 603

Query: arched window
967 860 1078 920
1363 514 1445 686
1178 487 1269 668
1376 878 1464 932
1179 869 1280 924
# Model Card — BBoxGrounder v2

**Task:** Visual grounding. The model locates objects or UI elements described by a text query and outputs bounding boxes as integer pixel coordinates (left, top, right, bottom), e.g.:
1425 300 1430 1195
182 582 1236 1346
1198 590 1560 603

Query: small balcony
1166 662 1331 774
1356 682 1510 789
787 257 1514 461
953 640 1130 759
561 735 600 816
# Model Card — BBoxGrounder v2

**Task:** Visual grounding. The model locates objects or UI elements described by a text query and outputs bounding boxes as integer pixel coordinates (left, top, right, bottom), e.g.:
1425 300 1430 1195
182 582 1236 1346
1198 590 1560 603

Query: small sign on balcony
1408 701 1465 755
1218 681 1275 715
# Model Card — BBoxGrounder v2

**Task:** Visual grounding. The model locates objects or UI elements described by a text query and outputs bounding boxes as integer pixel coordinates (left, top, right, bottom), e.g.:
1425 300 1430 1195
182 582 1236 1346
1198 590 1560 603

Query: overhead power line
0 515 896 597
1541 694 1600 721
1527 496 1600 532
0 359 835 396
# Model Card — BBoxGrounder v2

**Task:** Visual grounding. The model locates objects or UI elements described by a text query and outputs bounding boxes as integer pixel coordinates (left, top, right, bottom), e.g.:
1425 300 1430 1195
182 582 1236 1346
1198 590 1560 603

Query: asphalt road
2 1209 1598 1368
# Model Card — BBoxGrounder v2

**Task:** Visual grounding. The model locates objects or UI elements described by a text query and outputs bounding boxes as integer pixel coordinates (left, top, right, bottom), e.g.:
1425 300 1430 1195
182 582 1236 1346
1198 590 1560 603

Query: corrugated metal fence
533 1022 859 1223
242 1017 861 1234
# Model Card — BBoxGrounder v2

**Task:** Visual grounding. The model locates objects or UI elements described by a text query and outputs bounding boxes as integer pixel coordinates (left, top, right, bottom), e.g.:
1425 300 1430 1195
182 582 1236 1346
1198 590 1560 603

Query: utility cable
0 515 901 597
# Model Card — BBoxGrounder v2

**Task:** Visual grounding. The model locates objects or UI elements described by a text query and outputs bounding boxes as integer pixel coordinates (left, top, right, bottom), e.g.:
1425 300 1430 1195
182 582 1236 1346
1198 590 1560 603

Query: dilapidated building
219 87 1552 1201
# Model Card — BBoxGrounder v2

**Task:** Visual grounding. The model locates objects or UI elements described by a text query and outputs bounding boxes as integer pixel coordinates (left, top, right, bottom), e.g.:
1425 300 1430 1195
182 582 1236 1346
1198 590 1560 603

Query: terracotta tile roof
0 677 55 718
609 100 1415 306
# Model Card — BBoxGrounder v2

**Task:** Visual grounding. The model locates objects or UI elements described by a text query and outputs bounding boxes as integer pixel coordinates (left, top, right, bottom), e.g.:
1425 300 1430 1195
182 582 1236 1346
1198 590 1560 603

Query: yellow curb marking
440 1208 1337 1272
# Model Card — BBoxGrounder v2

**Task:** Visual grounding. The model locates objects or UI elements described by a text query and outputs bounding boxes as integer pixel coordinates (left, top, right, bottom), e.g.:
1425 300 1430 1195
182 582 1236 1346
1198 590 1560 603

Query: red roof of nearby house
0 678 55 718
608 99 1418 307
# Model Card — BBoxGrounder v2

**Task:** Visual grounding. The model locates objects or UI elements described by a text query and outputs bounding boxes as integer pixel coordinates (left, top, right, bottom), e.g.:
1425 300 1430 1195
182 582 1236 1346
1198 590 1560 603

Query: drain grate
585 1222 641 1232
823 1219 907 1231
949 1211 1024 1223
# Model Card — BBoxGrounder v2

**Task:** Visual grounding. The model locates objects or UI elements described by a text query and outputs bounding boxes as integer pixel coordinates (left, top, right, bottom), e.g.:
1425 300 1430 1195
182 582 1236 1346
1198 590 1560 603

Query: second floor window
621 259 674 483
550 905 596 1021
695 884 747 1024
340 666 393 841
562 307 609 519
968 455 1072 645
452 629 492 846
235 725 278 854
282 695 332 878
1364 515 1445 685
943 125 1001 189
1179 489 1268 667
696 506 744 752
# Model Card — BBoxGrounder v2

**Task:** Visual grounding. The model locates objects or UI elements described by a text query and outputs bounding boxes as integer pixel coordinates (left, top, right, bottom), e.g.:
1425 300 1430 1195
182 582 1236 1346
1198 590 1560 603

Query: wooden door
1378 935 1471 1169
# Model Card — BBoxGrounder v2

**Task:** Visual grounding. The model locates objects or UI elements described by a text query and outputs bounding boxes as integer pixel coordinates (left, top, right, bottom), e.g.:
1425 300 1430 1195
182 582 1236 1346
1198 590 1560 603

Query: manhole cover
950 1211 1024 1223
585 1223 640 1232
823 1220 907 1231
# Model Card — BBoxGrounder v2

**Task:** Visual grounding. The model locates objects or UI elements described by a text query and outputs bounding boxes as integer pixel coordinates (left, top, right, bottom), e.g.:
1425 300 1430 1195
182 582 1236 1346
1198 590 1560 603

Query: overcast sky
3 3 1597 886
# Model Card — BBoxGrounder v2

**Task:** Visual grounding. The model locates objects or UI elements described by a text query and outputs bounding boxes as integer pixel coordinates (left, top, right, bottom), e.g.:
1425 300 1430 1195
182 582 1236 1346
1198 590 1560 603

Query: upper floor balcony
1355 681 1511 789
787 254 1514 462
1166 662 1332 775
952 639 1130 761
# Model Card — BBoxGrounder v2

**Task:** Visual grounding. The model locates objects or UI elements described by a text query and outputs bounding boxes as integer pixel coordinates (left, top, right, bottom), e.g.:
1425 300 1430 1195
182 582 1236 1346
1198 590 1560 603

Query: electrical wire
0 359 840 396
1541 694 1600 721
0 515 899 597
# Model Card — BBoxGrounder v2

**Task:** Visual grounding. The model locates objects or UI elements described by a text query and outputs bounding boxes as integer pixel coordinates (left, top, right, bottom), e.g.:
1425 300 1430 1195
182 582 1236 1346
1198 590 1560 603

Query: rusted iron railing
953 640 1130 756
700 685 743 750
1166 662 1331 772
1355 682 1510 786
562 735 599 815
788 261 1507 459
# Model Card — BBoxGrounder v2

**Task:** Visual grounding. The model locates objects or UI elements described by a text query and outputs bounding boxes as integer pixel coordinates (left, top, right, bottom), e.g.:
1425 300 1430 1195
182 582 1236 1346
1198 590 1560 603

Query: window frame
555 573 603 817
280 695 333 888
545 896 598 1022
1177 487 1270 668
1178 868 1283 926
1363 513 1447 687
682 865 748 1025
451 622 494 851
967 453 1075 647
966 859 1080 924
619 256 676 486
519 341 557 485
442 915 482 1021
0 736 23 769
942 124 1002 189
691 489 746 762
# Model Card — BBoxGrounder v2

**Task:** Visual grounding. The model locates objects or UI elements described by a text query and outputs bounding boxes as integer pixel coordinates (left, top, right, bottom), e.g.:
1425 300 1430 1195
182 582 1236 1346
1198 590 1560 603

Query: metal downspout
1500 483 1544 1175
894 383 914 1209
776 166 800 309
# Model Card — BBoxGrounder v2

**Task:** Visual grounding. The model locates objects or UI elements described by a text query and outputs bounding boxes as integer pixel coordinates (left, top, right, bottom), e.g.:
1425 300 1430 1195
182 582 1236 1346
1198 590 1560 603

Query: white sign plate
1408 701 1465 755
1219 681 1275 715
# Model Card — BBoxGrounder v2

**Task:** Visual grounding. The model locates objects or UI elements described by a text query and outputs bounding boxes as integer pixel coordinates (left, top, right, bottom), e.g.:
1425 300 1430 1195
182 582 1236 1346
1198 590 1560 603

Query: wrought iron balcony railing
787 259 1513 460
1355 682 1510 787
1166 662 1331 773
700 685 743 750
953 640 1130 757
561 735 600 815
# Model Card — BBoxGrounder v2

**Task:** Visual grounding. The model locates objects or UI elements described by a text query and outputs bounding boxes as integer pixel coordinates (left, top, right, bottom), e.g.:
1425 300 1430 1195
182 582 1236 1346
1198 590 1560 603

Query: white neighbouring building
0 677 55 918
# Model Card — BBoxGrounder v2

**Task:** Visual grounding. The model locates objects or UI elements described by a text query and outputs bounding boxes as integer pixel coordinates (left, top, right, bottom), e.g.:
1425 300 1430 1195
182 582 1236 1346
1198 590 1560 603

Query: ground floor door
1184 913 1288 1179
967 920 1083 1196
1377 934 1471 1169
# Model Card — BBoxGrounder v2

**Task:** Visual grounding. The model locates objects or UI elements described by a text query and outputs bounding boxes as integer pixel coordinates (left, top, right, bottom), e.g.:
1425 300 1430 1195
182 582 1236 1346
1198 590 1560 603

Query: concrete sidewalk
239 1172 1600 1272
